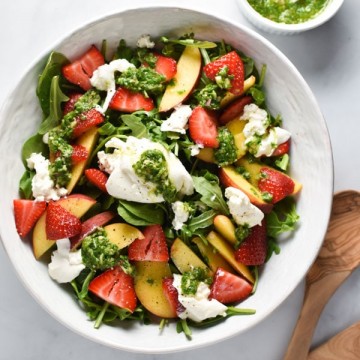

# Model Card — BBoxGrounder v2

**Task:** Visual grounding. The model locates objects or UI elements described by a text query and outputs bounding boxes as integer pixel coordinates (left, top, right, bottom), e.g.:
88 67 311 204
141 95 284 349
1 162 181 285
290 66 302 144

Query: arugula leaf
266 197 300 238
121 114 149 138
192 175 229 215
38 75 69 134
187 209 217 232
36 51 69 116
117 200 165 226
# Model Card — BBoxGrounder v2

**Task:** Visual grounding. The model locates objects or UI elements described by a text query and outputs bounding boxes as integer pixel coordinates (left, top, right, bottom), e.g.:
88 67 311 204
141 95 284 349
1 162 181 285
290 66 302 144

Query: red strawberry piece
62 45 104 91
203 51 245 95
219 95 253 125
153 53 177 81
84 168 108 193
79 45 105 77
63 93 83 115
70 144 88 164
72 108 104 138
45 201 82 240
258 167 295 203
109 87 155 113
88 266 137 313
128 224 169 262
162 277 185 316
272 139 291 157
234 220 267 266
188 106 219 148
70 211 116 249
13 199 47 237
209 267 253 304
62 61 92 91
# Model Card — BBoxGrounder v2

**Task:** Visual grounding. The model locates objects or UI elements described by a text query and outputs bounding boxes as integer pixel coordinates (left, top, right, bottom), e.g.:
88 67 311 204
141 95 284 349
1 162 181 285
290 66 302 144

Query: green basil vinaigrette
247 0 329 24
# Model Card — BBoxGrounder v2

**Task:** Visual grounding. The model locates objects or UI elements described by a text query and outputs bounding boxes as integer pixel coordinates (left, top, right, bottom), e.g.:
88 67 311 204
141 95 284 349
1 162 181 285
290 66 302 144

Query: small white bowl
0 5 333 354
237 0 344 35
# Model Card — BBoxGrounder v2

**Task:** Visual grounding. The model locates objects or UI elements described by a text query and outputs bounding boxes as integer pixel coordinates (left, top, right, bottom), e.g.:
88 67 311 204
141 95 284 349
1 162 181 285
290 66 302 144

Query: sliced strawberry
84 168 108 193
72 108 104 139
79 45 105 77
258 167 295 203
162 277 185 316
62 61 92 91
62 45 104 90
234 220 267 266
209 267 253 304
188 106 219 148
63 93 83 115
203 51 245 95
109 87 155 113
45 201 82 240
13 199 47 237
128 224 169 262
70 211 116 249
88 266 137 313
272 139 291 157
70 144 88 164
153 53 177 81
219 95 253 125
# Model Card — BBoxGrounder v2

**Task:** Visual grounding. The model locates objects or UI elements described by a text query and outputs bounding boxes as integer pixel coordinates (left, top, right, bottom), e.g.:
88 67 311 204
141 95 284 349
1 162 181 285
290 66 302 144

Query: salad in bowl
12 31 301 337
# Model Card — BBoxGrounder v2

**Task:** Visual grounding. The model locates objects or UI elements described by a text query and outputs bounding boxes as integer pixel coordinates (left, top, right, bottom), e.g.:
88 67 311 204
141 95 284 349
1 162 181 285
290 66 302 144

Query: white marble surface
0 0 359 359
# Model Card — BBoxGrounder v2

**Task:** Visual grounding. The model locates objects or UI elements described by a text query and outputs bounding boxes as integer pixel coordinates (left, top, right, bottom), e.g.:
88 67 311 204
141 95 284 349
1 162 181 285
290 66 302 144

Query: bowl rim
0 4 334 354
237 0 345 32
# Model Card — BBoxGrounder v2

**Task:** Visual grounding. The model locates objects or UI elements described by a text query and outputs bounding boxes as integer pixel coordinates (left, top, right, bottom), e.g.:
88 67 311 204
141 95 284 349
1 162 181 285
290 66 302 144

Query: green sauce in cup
247 0 330 24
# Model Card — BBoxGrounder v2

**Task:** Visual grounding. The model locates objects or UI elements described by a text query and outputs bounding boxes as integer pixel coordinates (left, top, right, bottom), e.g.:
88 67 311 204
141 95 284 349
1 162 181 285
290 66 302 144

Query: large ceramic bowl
0 6 333 354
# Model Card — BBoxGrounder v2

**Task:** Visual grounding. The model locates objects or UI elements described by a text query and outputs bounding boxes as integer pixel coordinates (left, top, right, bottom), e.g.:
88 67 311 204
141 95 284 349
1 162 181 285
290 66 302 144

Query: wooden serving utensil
308 320 360 359
283 190 360 360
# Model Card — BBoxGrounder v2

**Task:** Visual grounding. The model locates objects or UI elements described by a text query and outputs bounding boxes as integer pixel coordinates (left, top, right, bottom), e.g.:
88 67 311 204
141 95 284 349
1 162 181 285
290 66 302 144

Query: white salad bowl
0 6 333 354
237 0 344 35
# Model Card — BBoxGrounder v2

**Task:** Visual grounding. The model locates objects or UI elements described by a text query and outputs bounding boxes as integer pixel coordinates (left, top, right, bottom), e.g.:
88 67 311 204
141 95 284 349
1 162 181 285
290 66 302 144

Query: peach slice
103 223 144 250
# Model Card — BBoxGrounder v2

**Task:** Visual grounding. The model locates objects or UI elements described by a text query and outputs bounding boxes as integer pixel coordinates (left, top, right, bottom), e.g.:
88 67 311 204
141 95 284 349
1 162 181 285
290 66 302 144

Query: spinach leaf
21 133 49 166
192 175 229 215
117 200 165 226
38 75 69 134
19 170 34 199
36 52 68 116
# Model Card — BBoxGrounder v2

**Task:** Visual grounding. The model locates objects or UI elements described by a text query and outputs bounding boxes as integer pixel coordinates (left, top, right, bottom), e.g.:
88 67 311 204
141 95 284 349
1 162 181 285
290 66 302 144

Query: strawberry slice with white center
128 224 169 262
203 51 245 95
13 199 47 237
209 267 253 304
62 45 105 91
109 87 155 113
71 108 104 139
88 266 137 313
162 277 185 316
188 106 219 148
45 201 82 240
153 53 177 81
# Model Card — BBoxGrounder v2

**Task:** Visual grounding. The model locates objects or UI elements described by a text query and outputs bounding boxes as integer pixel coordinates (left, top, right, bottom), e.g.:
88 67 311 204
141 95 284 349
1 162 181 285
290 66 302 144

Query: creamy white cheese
90 59 135 113
172 274 227 322
225 187 264 227
48 238 85 284
97 136 194 203
160 104 192 134
26 153 68 202
171 201 190 230
241 103 290 157
136 34 155 48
